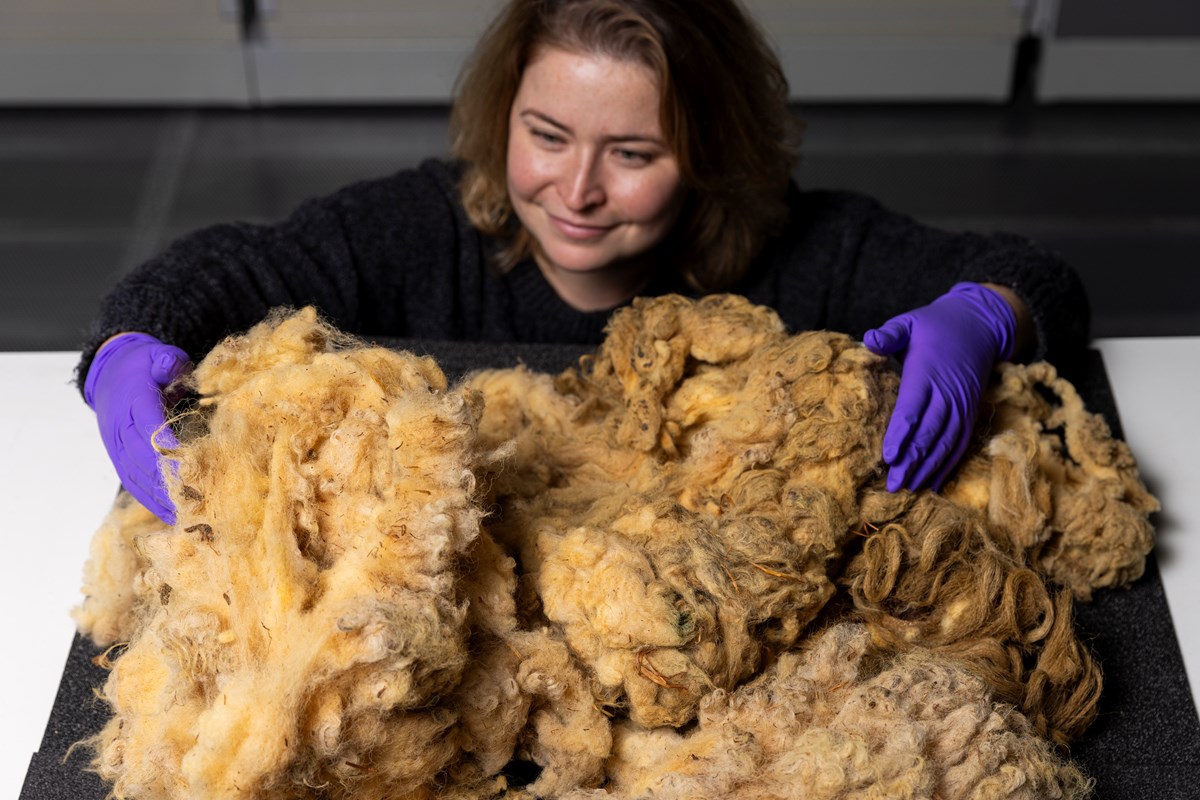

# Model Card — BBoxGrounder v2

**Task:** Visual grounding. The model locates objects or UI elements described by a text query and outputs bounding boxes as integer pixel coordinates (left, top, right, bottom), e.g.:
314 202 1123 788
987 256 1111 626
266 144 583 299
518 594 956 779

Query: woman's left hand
864 282 1018 492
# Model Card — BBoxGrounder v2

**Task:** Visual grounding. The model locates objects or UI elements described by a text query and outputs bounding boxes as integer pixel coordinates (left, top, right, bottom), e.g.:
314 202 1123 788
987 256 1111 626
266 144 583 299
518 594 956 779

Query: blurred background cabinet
1 0 1198 104
0 0 249 103
248 0 1026 102
249 0 506 102
746 0 1024 101
1 0 1030 104
1039 0 1200 100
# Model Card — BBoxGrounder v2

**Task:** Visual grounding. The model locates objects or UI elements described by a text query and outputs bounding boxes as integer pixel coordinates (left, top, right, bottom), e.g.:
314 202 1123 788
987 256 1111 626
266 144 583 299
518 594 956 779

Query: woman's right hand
84 333 191 524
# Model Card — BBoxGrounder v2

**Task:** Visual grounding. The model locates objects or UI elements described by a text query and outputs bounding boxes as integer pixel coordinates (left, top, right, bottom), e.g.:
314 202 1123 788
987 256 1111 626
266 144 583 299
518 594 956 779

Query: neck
534 253 653 312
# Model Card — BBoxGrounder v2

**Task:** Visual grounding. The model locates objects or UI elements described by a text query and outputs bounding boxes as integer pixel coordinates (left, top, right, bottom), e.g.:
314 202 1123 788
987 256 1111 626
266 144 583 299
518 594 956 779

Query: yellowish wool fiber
574 623 1090 800
72 493 165 646
74 308 609 799
944 361 1159 600
470 294 898 728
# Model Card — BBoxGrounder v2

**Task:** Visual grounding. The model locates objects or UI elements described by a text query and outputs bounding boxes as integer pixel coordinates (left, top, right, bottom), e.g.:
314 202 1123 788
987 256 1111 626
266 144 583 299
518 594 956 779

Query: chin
541 243 615 274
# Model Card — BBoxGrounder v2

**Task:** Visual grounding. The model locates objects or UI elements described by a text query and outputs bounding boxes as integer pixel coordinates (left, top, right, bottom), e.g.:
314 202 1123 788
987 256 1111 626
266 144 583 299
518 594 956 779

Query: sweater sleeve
760 188 1091 367
75 160 471 392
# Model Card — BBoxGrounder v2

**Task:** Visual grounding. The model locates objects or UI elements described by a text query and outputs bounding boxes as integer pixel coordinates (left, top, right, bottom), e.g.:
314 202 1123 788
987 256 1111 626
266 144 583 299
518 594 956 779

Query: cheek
506 134 548 204
614 171 685 225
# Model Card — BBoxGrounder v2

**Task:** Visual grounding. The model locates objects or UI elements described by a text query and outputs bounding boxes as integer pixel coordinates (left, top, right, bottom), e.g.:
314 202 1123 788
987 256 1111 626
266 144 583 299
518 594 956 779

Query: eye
614 148 653 165
531 128 565 146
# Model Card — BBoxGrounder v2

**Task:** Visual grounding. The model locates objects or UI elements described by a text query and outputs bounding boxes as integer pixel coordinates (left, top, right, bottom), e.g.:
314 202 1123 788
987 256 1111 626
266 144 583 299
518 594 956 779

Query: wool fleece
73 297 1157 799
563 623 1089 800
73 308 609 800
469 294 1154 747
470 294 898 729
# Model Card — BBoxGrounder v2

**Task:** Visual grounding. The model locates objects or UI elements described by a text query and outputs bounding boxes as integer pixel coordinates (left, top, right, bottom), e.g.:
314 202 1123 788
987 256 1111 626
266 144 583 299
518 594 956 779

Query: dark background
2 101 1199 352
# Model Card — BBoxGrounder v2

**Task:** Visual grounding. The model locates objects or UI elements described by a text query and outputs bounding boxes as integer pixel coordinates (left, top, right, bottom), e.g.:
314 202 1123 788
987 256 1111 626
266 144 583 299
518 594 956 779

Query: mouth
547 212 614 241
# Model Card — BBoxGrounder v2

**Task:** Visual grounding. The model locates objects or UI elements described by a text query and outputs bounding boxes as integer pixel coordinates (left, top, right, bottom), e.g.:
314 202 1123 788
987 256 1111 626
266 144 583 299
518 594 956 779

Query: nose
559 150 606 211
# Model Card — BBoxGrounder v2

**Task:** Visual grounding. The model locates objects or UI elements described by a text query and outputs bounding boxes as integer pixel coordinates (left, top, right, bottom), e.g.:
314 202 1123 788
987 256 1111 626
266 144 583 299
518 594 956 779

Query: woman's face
506 46 685 308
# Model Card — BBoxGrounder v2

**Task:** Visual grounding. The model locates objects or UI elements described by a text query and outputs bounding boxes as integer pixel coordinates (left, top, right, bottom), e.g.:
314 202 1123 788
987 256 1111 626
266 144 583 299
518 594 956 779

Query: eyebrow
519 109 666 147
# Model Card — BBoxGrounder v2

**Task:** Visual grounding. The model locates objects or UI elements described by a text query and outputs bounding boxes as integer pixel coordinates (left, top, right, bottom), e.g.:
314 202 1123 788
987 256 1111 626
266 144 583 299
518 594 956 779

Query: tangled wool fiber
469 294 1153 746
74 297 1157 799
73 308 609 800
73 491 170 647
841 493 1101 745
470 294 897 728
837 360 1157 744
944 361 1159 600
564 623 1089 800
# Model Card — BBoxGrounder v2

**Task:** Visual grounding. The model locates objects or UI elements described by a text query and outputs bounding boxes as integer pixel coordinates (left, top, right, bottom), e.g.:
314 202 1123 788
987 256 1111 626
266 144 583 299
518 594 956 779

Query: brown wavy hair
450 0 800 291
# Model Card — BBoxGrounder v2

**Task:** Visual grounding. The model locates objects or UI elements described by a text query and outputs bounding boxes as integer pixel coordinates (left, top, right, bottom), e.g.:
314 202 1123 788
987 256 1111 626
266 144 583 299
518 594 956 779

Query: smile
547 213 614 241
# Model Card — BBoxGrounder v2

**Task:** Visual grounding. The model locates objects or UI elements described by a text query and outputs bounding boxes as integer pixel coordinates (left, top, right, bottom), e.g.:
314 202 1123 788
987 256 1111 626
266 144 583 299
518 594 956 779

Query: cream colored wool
470 294 898 728
565 623 1089 800
73 492 166 645
74 308 609 800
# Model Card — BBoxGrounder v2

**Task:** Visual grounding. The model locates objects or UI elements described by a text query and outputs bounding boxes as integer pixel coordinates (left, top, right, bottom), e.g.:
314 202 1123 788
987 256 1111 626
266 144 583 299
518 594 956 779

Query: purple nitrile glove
864 282 1016 493
84 333 191 524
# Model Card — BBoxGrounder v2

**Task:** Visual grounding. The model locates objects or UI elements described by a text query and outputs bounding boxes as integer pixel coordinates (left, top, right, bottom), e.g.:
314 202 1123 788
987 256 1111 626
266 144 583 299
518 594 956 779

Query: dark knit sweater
77 158 1089 387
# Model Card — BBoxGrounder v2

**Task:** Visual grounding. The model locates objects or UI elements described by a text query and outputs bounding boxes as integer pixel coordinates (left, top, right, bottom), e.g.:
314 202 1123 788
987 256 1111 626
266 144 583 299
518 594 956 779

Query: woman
80 0 1089 524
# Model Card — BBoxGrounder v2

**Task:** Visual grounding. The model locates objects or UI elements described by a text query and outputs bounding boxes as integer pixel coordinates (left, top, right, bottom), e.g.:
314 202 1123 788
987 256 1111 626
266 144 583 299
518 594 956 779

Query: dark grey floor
1 104 1198 351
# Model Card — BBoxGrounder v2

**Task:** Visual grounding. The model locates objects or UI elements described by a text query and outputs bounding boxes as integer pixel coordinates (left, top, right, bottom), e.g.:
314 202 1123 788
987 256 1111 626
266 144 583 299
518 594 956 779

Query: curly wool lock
842 493 1102 745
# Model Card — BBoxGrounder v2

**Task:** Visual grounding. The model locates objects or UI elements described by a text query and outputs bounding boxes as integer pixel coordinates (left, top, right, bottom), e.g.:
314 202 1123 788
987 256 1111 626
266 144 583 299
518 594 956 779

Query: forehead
515 46 663 133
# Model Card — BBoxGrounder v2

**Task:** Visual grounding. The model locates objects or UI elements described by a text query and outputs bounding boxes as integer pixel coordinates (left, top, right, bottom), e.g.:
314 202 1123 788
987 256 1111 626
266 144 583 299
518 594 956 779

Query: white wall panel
0 0 1028 103
1039 0 1200 101
0 0 246 103
0 0 240 42
260 0 503 41
252 40 473 103
0 44 250 103
777 38 1016 100
746 1 1023 39
1040 40 1200 101
254 0 1023 102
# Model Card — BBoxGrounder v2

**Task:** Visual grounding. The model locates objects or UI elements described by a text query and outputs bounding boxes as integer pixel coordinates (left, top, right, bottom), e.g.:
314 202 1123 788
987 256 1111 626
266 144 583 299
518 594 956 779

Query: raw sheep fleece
73 296 1157 799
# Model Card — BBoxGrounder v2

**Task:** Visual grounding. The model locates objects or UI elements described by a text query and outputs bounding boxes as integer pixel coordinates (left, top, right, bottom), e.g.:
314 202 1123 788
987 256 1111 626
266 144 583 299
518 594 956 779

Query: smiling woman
77 0 1089 525
506 48 686 310
452 0 796 295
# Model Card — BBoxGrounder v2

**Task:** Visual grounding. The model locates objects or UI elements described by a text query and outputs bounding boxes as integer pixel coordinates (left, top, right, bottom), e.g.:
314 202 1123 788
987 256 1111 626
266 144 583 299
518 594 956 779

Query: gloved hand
864 282 1016 493
84 333 191 524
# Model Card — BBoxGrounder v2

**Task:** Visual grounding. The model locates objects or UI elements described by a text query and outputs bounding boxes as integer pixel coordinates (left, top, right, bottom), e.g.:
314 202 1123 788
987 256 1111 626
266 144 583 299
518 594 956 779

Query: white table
1 353 120 800
2 341 1197 798
1093 338 1200 693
